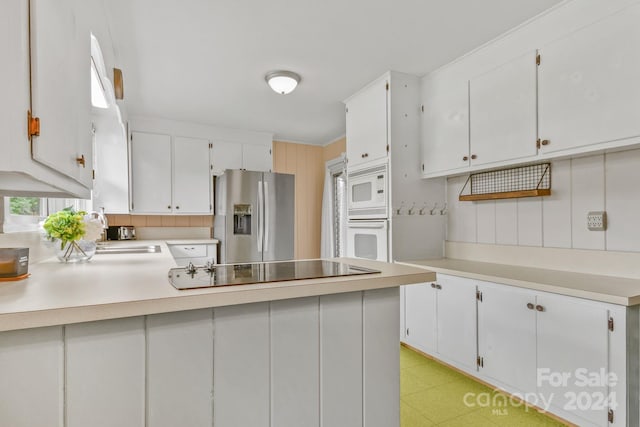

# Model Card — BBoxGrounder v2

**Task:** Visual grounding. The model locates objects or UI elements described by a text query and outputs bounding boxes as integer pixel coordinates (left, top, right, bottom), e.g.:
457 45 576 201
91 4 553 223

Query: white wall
447 148 640 253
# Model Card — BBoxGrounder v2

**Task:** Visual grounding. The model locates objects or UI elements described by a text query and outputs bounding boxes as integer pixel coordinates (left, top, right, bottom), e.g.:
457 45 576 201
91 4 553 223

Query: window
2 197 90 233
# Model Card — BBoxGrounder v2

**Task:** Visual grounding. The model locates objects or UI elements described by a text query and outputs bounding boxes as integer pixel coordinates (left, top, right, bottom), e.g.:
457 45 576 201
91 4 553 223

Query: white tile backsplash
447 148 640 253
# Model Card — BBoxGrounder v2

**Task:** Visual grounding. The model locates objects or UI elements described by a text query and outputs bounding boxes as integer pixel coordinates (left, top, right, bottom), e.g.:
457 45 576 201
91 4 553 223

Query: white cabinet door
130 132 172 213
536 293 610 426
421 85 469 175
242 144 272 172
0 327 64 427
271 297 320 427
211 141 242 175
66 317 145 427
30 0 92 188
470 51 538 166
477 282 537 394
538 4 640 154
404 283 437 354
363 288 400 427
346 78 388 168
214 303 270 427
92 117 129 213
173 137 212 214
147 310 213 427
320 293 363 427
436 274 477 370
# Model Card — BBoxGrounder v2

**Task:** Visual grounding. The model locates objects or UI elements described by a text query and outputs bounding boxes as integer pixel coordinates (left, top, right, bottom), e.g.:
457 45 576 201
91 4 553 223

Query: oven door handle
348 223 386 229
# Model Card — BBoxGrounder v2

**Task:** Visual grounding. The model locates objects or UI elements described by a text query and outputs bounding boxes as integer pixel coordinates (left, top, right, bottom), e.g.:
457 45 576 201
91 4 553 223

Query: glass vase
55 239 96 263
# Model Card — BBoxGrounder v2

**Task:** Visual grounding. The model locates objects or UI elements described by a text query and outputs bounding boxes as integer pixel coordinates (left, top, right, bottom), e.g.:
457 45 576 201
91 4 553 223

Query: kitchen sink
95 245 162 255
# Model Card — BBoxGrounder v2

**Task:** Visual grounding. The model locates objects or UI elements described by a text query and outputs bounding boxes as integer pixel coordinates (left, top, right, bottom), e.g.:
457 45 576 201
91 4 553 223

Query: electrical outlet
587 211 607 231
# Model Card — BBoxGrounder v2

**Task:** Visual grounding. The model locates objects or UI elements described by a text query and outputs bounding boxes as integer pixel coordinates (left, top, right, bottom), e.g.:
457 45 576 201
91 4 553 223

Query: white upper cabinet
131 132 213 214
211 141 271 175
538 4 640 155
0 0 90 197
242 144 272 172
30 0 92 188
346 77 388 168
173 137 212 213
211 141 242 175
470 51 538 166
92 117 129 213
130 132 173 213
421 85 469 176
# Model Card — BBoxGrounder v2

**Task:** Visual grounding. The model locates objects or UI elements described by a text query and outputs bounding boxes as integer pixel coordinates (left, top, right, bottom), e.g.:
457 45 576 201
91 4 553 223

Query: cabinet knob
463 156 468 161
431 283 436 288
535 304 545 312
541 140 550 146
176 206 180 210
168 205 172 209
76 154 86 168
435 284 442 290
526 302 534 310
471 154 477 160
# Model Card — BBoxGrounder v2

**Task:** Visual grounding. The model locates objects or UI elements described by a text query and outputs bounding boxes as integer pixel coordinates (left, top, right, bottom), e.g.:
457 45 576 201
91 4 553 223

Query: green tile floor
400 346 569 426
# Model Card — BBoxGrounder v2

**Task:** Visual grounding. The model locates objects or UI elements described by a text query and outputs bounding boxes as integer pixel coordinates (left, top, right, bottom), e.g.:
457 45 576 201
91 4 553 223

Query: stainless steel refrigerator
213 170 295 264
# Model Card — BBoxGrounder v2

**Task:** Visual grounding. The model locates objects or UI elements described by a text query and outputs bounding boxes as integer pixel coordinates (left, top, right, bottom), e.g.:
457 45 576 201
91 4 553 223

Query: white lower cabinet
403 275 477 370
436 275 477 370
404 283 437 354
0 327 64 427
66 317 146 427
536 292 610 426
477 281 537 394
147 310 214 427
0 288 401 427
403 273 635 427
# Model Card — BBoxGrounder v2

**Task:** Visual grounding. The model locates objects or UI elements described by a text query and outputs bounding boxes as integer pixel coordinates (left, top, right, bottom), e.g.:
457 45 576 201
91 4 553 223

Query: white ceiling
103 0 562 145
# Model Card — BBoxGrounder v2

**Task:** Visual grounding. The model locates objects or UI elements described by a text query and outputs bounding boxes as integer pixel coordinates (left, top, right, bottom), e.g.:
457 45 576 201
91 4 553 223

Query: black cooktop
168 259 380 290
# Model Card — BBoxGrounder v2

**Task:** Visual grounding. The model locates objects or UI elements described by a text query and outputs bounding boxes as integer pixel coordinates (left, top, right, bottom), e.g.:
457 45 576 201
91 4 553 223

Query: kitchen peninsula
0 238 434 427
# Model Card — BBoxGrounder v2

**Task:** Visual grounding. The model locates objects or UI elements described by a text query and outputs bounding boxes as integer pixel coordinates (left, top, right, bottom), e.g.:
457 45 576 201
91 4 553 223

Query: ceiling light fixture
265 70 301 95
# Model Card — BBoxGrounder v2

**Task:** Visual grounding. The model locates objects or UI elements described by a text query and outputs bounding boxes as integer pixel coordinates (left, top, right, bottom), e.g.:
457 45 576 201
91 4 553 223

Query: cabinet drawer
169 245 207 258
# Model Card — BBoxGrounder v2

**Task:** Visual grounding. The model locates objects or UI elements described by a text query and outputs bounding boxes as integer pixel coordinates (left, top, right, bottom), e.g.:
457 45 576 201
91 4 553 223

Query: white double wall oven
346 159 390 262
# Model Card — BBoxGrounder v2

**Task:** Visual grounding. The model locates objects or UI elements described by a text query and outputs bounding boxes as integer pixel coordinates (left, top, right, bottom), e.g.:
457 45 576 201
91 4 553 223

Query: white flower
83 217 104 241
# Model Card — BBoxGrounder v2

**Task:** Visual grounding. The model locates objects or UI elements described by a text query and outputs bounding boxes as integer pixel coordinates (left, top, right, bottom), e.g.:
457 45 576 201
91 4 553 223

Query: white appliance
346 220 389 262
347 162 388 219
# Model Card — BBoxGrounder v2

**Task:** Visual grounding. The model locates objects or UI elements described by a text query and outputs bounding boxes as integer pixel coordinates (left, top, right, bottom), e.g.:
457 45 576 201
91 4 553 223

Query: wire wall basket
459 163 551 201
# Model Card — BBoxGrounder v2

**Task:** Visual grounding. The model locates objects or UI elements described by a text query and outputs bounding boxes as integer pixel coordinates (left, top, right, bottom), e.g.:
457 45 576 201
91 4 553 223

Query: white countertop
0 240 434 332
399 258 640 306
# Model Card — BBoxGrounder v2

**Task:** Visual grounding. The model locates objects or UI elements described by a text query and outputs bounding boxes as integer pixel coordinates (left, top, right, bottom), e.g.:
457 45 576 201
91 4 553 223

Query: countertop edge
0 265 434 332
397 260 636 307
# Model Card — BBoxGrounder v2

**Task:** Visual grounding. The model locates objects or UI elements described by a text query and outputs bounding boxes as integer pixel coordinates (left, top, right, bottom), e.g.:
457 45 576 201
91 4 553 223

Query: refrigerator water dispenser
233 204 252 235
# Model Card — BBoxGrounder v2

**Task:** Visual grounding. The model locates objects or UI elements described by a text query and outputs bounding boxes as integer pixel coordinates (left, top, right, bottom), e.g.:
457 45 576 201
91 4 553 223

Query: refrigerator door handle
257 180 263 253
264 181 270 251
